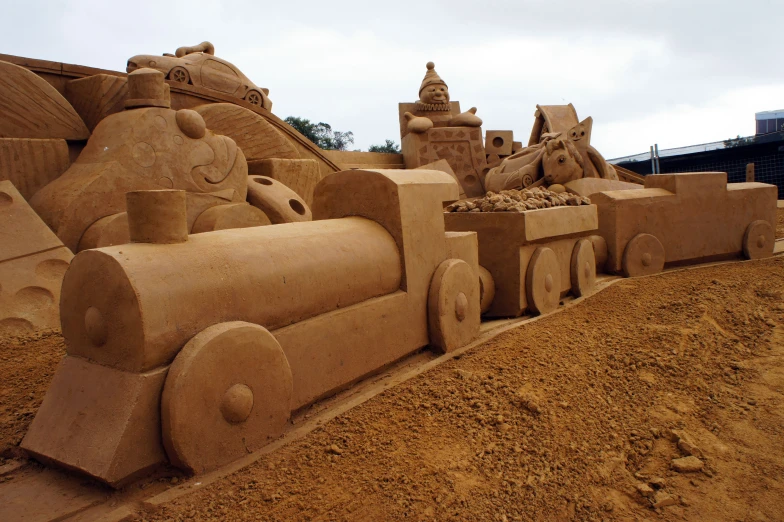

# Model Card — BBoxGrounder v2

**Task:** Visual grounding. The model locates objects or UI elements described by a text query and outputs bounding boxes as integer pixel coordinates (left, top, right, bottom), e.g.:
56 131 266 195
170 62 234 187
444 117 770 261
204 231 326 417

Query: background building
756 110 784 135
610 112 784 198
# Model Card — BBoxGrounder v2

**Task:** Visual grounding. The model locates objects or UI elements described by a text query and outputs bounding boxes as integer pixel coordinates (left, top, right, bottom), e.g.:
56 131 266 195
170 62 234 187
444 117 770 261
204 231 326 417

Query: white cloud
598 84 784 158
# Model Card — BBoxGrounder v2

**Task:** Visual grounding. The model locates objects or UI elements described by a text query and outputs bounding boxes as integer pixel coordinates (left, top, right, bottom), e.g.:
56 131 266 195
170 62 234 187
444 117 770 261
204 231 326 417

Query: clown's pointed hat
419 61 447 95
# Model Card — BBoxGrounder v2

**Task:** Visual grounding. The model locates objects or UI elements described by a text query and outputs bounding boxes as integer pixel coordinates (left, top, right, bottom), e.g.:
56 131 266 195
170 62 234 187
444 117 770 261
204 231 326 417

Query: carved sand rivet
220 384 254 424
84 306 108 346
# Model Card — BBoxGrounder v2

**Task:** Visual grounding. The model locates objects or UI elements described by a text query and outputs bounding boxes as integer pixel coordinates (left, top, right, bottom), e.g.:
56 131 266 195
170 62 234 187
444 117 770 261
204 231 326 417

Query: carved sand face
420 83 450 105
568 124 587 142
75 108 246 195
543 140 583 185
567 117 593 146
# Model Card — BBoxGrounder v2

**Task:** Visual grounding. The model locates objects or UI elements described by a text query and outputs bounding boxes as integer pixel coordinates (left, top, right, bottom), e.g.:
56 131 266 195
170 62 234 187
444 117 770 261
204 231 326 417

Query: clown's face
420 83 450 105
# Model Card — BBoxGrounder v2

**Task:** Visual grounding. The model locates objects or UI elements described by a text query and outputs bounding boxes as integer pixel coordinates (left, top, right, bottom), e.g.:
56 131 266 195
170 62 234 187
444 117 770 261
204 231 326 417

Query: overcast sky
3 0 782 158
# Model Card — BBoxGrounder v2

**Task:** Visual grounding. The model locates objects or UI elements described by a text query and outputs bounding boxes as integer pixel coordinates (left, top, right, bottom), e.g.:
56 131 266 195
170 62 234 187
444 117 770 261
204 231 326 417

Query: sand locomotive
23 169 483 486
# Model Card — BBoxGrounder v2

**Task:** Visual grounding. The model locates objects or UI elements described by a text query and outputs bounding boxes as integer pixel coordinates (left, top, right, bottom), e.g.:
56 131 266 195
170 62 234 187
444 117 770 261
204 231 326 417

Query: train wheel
428 259 480 353
622 233 665 277
478 266 495 314
525 247 561 315
570 239 596 297
161 321 292 474
168 66 190 84
742 220 774 260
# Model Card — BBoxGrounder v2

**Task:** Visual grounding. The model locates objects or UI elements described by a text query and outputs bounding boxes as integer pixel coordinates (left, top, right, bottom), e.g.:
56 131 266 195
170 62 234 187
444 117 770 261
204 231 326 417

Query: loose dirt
2 257 783 522
776 207 784 238
0 330 64 456
131 257 784 522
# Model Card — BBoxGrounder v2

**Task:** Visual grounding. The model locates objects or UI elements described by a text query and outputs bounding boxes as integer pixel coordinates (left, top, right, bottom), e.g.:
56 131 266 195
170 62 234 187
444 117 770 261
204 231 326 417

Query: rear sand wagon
445 204 601 317
593 172 777 277
21 169 483 487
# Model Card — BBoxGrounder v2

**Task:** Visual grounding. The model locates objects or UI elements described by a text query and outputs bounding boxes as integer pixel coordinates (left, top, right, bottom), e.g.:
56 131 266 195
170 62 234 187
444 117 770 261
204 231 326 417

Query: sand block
0 247 72 336
0 138 71 201
485 130 514 156
416 159 466 200
523 205 597 241
77 212 130 250
247 158 321 206
565 177 641 198
445 231 479 275
0 181 63 261
21 357 169 487
65 74 128 131
0 181 73 334
191 202 271 233
247 175 312 223
185 189 237 231
592 172 778 273
402 127 487 198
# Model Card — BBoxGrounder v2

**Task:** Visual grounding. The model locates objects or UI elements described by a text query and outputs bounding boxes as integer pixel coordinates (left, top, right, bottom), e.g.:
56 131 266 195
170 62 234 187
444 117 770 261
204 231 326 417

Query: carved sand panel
0 60 89 140
0 138 70 200
194 104 299 161
0 181 73 336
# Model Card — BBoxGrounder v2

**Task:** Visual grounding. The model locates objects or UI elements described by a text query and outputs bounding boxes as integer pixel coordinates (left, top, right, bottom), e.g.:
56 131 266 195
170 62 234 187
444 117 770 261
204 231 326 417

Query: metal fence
618 138 784 199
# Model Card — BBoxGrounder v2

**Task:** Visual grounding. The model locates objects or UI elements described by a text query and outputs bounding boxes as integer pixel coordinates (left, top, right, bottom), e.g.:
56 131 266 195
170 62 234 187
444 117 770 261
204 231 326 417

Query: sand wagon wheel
477 265 496 314
428 259 481 353
161 321 293 474
622 233 665 277
742 220 774 260
570 238 596 297
526 246 561 315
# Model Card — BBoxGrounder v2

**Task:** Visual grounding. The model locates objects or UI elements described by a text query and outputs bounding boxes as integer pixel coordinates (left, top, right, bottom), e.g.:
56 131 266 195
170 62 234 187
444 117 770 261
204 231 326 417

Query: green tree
723 135 756 148
368 139 401 154
284 116 354 151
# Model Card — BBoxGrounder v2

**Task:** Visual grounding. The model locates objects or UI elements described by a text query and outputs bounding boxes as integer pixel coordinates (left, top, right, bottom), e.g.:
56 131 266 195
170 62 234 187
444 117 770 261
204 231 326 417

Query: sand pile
130 256 784 522
446 188 590 213
0 330 64 459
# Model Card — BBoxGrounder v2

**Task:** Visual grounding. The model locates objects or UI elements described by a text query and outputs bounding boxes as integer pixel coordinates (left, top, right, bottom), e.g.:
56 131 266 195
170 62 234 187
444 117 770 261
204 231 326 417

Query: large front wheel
161 321 292 474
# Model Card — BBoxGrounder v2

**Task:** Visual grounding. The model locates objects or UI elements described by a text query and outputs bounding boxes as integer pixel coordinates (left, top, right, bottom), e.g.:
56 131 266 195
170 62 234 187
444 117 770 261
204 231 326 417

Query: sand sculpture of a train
22 169 484 486
1 48 779 490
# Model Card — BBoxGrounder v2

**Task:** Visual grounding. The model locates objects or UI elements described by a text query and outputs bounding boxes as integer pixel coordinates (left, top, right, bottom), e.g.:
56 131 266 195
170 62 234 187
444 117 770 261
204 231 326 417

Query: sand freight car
593 172 777 277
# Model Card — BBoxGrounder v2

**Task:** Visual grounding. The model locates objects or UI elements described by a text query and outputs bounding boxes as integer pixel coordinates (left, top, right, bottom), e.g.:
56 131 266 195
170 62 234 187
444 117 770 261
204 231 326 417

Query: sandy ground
0 331 64 456
776 207 784 238
1 257 783 521
122 256 784 522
